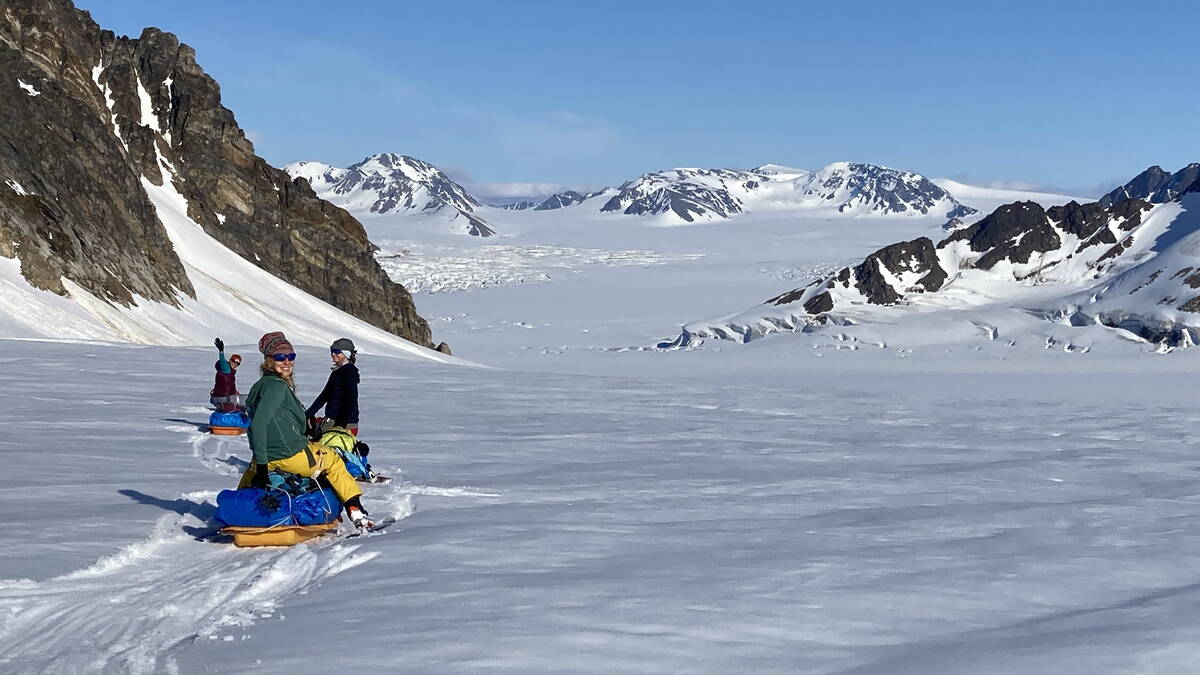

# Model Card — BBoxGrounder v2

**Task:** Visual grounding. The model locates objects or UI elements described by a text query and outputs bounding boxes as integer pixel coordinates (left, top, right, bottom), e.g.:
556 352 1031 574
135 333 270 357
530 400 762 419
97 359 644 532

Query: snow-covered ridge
597 162 977 225
496 188 614 211
0 144 454 362
284 154 495 237
1098 163 1200 207
668 169 1200 349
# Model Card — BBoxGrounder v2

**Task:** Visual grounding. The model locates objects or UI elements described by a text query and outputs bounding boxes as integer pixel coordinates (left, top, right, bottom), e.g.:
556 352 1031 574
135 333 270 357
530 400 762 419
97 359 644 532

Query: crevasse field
5 200 1200 674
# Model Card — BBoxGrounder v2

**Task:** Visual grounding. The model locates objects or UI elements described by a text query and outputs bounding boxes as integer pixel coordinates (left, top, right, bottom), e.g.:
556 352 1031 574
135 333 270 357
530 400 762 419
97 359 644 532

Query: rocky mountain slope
667 166 1200 348
286 154 496 236
1098 163 1200 208
0 0 433 347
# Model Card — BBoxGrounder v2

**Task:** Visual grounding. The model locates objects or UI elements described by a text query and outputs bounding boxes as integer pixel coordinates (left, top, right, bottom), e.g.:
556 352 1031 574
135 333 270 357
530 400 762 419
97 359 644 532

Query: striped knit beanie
258 331 294 356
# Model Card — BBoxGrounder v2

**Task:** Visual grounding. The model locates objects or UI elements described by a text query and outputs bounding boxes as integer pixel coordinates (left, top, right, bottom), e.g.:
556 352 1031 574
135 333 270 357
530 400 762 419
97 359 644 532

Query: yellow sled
221 521 339 547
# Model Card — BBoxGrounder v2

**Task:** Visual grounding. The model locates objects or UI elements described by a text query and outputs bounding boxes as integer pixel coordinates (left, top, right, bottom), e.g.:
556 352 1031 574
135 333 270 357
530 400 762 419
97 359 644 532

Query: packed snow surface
5 340 1200 674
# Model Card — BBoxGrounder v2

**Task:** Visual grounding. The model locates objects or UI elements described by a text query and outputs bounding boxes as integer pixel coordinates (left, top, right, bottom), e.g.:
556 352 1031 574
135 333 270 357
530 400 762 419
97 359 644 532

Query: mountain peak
284 153 493 236
1098 163 1200 207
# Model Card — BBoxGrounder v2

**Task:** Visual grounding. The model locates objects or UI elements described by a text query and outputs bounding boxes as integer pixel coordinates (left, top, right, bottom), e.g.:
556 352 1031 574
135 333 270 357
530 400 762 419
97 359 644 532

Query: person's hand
214 337 224 351
251 464 269 489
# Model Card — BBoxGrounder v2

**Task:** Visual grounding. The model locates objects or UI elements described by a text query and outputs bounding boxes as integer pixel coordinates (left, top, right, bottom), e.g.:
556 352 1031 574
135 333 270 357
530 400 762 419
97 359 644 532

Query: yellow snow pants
238 441 363 504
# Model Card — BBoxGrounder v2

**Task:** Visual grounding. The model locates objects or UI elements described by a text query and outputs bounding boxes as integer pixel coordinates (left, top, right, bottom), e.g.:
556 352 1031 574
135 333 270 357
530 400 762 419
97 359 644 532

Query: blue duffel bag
215 486 341 527
209 410 250 428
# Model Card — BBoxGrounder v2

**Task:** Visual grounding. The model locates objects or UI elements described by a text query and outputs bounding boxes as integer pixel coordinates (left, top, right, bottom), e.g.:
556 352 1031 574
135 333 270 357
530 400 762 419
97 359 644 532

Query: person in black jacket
307 337 360 435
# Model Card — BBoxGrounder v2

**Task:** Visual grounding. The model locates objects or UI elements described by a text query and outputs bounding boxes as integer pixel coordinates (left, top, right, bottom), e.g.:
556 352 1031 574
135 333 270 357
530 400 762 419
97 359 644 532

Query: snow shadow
161 417 209 431
118 489 218 539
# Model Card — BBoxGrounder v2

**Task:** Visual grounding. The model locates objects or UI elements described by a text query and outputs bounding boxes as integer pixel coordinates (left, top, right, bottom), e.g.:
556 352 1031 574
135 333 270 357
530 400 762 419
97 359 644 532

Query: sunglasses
272 353 297 362
330 349 344 355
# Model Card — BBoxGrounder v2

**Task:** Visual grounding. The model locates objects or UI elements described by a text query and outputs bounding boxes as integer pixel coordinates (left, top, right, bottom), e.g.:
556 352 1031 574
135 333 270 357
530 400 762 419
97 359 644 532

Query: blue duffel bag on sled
209 410 250 429
215 486 341 527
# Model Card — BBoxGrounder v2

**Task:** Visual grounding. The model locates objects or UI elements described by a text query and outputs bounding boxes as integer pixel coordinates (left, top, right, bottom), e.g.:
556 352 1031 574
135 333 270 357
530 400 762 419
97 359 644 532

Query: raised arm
214 337 230 373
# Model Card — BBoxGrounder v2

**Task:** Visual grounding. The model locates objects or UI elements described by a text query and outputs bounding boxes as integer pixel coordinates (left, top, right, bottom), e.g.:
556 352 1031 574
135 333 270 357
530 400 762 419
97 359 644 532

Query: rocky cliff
0 0 432 346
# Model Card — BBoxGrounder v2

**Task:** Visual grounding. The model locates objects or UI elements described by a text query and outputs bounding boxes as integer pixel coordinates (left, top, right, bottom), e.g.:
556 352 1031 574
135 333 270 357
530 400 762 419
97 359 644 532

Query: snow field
170 361 1200 674
7 340 1200 671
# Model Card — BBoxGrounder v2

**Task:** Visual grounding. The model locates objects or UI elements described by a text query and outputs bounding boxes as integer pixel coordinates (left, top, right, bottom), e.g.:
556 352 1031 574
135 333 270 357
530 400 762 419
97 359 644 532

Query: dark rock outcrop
850 237 947 304
766 173 1167 318
943 202 1060 269
0 0 432 346
0 1 191 306
1098 163 1200 207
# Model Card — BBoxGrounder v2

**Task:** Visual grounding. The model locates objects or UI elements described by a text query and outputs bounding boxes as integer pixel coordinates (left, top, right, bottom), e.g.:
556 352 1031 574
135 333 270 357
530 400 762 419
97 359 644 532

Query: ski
344 515 397 538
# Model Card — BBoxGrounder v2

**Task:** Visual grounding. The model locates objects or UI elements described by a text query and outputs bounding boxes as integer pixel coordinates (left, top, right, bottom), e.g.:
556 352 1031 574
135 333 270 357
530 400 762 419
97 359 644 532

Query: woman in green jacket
237 331 373 529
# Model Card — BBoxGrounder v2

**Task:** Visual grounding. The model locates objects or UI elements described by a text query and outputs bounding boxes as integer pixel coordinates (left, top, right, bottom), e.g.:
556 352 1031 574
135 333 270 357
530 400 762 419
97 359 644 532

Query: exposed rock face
789 237 947 308
763 187 1160 317
943 202 1062 268
1098 163 1200 207
944 199 1150 271
852 237 947 303
0 0 433 346
0 1 191 305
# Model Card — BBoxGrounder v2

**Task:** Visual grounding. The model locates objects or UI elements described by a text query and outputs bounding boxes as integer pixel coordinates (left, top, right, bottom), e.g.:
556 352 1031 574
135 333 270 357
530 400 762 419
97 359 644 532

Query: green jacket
246 373 308 465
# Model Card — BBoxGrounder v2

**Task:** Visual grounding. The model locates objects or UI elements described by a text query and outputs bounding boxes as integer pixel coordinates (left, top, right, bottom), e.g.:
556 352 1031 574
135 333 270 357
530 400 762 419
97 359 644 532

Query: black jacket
307 362 359 426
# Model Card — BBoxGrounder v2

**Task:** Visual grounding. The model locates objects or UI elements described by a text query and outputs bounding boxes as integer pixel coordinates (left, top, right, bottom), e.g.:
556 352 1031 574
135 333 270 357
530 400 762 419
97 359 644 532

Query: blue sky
82 0 1198 199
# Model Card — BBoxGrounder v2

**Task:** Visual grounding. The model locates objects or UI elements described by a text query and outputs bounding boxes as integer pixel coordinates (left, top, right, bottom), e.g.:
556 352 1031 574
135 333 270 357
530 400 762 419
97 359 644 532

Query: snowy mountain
598 163 977 225
932 178 1090 216
0 0 438 352
500 199 541 211
1098 163 1200 207
495 188 612 212
532 188 612 211
285 154 496 237
668 166 1200 348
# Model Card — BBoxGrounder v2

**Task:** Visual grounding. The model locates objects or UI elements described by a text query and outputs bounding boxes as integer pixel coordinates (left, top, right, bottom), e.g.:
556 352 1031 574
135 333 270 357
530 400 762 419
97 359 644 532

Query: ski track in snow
0 420 421 674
